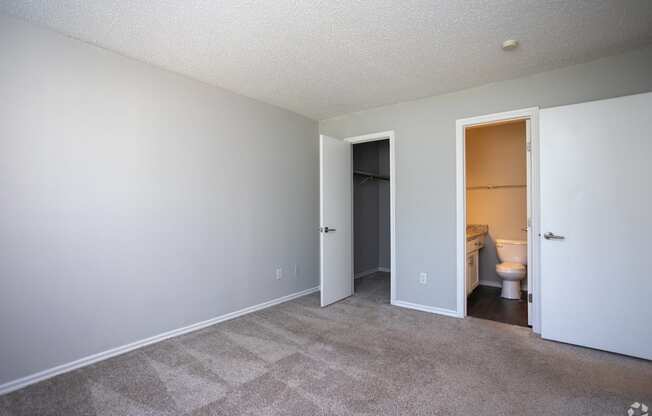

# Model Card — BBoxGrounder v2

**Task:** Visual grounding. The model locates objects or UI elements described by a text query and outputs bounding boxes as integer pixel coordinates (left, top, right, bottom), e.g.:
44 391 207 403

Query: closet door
540 92 652 359
319 135 353 307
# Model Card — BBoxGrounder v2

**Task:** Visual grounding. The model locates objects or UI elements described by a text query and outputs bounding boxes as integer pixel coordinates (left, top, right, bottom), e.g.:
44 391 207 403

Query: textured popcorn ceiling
2 1 652 120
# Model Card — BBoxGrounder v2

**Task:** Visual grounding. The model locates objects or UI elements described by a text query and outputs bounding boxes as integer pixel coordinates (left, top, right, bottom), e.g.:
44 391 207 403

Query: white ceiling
2 1 652 120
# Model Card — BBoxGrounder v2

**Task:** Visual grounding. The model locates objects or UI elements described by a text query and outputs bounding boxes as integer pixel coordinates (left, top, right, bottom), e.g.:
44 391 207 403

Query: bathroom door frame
343 131 397 302
455 107 541 333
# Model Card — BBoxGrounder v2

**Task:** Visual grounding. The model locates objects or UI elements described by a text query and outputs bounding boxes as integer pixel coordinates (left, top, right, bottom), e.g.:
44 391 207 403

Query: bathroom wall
353 140 390 275
466 121 527 286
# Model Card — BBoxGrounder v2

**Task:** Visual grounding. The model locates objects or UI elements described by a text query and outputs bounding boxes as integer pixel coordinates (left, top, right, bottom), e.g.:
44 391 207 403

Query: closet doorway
352 138 391 302
319 131 396 307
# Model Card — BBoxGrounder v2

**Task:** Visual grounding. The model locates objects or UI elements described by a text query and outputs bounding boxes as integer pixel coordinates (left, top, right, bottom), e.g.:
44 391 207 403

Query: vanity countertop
467 224 488 241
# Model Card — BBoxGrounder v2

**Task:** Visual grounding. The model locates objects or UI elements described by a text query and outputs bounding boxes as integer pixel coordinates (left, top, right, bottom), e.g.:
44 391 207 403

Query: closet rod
466 184 525 190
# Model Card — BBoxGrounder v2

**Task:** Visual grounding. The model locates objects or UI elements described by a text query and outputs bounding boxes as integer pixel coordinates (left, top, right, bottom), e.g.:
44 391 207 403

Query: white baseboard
479 280 502 288
0 285 320 396
391 300 461 318
354 267 390 279
479 280 527 290
354 268 379 279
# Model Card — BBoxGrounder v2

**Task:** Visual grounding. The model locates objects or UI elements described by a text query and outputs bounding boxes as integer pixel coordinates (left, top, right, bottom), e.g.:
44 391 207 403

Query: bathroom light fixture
502 39 519 51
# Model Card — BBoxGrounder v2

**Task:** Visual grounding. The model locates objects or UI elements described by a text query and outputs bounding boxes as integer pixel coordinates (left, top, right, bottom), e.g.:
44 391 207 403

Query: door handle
320 226 336 233
543 232 565 240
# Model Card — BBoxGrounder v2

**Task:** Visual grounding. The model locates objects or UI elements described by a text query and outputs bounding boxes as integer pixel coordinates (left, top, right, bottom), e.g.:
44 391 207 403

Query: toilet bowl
495 239 527 299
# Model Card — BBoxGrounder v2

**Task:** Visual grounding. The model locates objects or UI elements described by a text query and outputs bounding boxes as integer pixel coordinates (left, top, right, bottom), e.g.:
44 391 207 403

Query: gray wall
353 140 390 274
377 141 390 270
353 142 379 274
0 15 318 386
320 46 652 311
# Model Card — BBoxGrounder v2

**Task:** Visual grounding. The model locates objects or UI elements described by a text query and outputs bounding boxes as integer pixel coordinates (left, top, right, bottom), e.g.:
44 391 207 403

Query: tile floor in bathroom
467 285 528 327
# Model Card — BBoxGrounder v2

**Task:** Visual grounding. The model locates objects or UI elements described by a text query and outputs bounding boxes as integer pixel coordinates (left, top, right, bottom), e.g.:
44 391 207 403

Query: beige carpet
1 272 650 415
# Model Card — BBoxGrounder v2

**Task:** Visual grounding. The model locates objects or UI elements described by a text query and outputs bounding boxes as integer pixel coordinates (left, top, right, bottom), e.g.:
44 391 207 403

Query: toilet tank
495 239 527 265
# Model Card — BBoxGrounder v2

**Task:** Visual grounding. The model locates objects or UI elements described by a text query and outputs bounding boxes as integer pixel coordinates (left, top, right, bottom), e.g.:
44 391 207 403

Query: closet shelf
354 170 390 181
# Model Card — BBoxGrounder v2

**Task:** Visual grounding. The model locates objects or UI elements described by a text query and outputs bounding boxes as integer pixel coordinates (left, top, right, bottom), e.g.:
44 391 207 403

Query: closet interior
352 139 390 301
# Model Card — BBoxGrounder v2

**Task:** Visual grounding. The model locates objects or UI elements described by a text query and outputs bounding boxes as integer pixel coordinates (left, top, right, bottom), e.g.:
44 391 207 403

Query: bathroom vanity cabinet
466 235 484 295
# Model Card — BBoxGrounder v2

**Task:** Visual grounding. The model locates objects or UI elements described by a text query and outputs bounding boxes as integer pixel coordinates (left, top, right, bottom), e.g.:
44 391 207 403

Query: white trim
455 107 541 333
318 136 326 306
354 268 380 279
344 131 397 303
0 286 320 396
391 300 459 318
525 118 533 326
354 267 391 279
478 280 529 290
479 280 503 289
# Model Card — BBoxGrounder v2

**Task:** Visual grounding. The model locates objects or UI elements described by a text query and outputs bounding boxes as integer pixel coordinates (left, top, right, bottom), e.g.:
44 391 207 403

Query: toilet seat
496 262 525 273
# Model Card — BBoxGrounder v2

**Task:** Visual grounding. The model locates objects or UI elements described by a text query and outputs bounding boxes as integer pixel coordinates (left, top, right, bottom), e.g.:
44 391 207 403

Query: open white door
319 135 353 307
540 92 652 359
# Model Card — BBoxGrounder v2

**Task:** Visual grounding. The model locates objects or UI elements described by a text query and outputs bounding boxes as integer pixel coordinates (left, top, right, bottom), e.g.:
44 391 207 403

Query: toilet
495 239 527 299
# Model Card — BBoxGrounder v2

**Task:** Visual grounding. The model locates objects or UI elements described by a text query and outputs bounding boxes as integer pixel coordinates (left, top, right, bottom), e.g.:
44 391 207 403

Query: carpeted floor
1 272 651 415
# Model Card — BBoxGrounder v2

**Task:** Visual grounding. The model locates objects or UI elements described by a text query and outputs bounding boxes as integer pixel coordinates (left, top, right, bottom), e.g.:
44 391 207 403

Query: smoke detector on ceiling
502 39 519 51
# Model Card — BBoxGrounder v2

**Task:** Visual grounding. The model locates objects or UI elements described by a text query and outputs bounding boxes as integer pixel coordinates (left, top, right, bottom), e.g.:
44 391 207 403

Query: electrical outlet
419 272 428 285
293 264 298 278
276 268 283 280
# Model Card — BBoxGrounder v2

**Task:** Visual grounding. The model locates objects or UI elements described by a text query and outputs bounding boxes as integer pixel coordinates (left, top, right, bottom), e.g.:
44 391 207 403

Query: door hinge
526 142 532 152
528 293 533 303
527 217 531 227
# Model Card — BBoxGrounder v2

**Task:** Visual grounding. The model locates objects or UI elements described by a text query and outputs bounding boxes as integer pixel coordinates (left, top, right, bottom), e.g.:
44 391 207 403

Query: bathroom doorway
465 120 528 327
455 108 540 331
